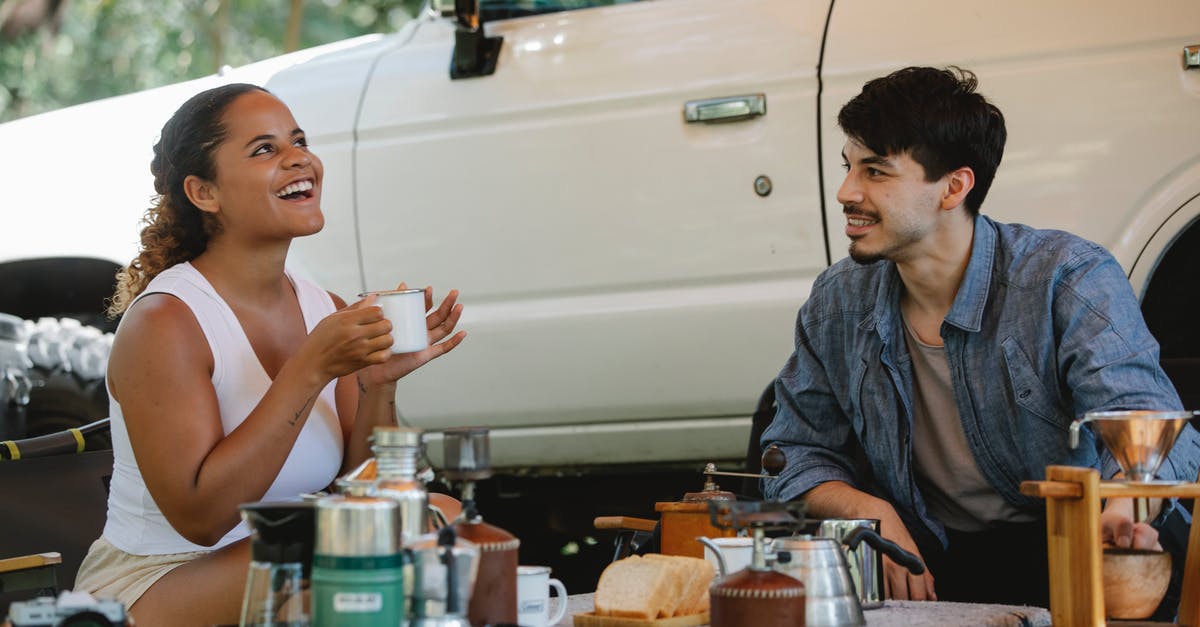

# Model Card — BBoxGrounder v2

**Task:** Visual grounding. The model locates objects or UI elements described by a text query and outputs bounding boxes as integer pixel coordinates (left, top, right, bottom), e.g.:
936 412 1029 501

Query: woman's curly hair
108 83 268 317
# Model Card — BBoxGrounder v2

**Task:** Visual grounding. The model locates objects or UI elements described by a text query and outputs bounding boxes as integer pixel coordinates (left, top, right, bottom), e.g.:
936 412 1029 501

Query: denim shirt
762 214 1200 547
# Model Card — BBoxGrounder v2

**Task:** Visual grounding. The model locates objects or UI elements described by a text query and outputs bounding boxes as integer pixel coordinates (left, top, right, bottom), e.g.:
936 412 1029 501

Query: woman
74 83 466 626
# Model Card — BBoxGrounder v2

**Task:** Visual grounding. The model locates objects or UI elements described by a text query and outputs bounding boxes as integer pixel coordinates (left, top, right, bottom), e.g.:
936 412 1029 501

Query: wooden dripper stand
1019 410 1200 626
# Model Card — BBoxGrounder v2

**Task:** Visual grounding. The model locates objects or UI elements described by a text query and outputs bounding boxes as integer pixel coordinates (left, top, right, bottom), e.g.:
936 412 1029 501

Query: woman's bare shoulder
109 293 214 394
116 292 206 344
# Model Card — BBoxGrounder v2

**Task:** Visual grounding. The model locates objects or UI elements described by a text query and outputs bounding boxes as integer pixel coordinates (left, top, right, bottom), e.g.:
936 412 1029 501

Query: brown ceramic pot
709 568 805 627
455 519 520 627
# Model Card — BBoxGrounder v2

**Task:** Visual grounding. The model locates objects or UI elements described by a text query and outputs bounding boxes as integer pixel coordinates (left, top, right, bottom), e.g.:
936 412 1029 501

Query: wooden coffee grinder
595 445 787 559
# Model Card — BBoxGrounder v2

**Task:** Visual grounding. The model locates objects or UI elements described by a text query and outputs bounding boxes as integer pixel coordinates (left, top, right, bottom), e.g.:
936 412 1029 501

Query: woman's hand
300 295 395 382
359 285 466 385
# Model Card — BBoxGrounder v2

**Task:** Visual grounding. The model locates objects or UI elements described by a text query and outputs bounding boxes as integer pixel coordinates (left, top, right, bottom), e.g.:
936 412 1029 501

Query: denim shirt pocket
1001 336 1094 479
1001 336 1067 433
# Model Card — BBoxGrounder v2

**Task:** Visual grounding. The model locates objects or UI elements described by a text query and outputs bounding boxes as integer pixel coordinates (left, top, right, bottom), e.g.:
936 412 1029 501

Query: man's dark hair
837 66 1006 215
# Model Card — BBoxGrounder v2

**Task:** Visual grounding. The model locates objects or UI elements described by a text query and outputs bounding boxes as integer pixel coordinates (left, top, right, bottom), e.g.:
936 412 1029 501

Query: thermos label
333 592 384 613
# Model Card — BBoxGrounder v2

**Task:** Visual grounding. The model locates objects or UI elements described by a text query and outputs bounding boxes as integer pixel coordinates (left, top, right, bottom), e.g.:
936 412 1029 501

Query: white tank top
103 262 344 555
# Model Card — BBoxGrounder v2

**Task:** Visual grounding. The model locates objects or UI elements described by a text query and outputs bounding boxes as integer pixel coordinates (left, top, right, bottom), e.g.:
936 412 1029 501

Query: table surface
555 593 1052 627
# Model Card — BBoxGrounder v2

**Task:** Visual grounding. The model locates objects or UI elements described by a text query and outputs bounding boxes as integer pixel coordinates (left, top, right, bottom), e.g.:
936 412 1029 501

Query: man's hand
878 510 937 601
1100 498 1162 550
803 481 936 600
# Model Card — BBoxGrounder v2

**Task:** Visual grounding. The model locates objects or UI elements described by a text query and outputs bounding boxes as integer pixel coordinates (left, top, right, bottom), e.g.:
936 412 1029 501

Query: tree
0 0 424 123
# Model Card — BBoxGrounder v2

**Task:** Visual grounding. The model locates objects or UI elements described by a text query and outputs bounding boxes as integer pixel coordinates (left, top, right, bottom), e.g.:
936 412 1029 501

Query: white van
2 0 1198 470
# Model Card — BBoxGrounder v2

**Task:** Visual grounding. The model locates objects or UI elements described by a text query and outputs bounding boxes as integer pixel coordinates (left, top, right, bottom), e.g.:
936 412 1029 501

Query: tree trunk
284 0 304 53
212 0 230 72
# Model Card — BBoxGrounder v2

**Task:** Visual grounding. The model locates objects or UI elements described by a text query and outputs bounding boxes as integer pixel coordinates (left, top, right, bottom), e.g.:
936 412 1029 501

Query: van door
354 0 829 466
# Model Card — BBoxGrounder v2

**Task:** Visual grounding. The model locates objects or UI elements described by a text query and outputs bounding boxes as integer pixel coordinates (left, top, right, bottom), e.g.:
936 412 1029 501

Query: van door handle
683 94 766 123
1185 45 1200 69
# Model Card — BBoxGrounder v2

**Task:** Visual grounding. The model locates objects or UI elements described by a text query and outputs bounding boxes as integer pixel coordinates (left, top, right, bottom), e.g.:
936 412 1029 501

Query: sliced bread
644 554 715 615
642 554 687 617
593 555 674 619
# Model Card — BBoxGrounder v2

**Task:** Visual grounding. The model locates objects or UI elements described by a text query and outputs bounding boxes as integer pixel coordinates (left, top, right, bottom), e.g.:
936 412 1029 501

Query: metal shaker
818 519 884 609
373 425 430 545
311 492 405 627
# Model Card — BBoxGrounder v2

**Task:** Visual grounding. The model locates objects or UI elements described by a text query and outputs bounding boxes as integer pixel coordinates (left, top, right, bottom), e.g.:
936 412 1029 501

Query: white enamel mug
517 565 567 627
360 288 428 354
700 536 754 577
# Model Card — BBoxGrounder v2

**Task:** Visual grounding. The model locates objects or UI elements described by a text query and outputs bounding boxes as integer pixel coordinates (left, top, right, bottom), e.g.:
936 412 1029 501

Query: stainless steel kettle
773 527 924 627
816 519 883 609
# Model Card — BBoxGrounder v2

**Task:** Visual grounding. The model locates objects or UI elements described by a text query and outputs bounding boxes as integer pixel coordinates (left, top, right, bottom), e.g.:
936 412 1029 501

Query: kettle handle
843 526 925 575
695 536 727 577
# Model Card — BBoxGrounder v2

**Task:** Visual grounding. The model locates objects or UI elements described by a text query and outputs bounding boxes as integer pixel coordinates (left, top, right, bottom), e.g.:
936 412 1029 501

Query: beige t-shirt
902 317 1034 532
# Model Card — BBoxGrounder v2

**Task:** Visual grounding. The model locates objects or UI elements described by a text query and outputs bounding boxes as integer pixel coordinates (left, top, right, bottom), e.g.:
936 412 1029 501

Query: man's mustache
843 205 879 220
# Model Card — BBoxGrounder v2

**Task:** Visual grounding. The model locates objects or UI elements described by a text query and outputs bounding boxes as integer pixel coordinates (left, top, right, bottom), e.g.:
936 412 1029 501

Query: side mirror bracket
451 0 502 79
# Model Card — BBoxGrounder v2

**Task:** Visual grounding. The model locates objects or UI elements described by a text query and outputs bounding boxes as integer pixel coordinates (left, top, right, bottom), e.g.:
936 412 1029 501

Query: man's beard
848 240 884 265
844 204 884 265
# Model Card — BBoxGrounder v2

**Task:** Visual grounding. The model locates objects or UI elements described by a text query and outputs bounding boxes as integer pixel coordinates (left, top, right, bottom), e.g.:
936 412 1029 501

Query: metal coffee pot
773 527 925 627
410 526 481 627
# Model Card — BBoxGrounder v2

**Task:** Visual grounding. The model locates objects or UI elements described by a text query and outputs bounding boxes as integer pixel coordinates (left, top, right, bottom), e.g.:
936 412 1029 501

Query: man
762 66 1200 608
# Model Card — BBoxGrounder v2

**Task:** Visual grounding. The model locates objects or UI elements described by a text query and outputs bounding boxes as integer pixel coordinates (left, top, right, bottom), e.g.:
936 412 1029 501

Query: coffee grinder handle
842 526 925 575
762 444 786 476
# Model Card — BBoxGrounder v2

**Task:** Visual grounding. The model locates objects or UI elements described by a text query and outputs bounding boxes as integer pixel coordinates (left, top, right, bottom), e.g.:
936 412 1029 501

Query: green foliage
0 0 424 122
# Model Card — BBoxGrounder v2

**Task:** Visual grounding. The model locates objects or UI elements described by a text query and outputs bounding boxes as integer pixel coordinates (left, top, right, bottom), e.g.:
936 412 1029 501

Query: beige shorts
74 537 209 610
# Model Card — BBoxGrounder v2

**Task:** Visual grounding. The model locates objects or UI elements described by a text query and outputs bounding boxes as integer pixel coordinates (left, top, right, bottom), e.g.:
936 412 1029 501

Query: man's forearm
804 480 897 521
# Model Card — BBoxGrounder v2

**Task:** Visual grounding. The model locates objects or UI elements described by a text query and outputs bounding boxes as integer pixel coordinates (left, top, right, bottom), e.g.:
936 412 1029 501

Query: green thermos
312 490 404 627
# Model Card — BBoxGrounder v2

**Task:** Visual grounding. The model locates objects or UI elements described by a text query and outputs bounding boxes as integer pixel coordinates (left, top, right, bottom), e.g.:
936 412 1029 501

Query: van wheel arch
1141 217 1200 409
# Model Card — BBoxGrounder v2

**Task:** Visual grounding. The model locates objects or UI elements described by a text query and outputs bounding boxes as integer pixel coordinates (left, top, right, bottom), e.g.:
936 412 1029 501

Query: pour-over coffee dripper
1069 410 1195 483
1069 409 1197 521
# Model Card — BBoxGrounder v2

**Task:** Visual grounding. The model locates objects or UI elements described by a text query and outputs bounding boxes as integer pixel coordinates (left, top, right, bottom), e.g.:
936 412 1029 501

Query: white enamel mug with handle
360 288 428 354
517 565 567 627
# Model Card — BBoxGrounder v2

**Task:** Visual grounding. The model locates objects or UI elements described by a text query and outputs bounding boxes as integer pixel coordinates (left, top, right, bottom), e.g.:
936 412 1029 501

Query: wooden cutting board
573 612 709 626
